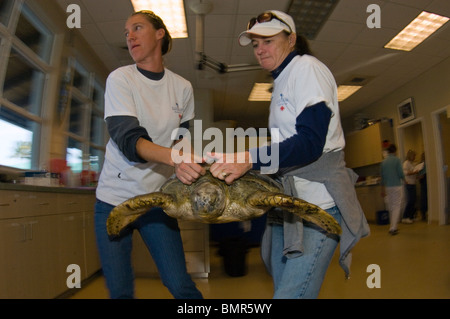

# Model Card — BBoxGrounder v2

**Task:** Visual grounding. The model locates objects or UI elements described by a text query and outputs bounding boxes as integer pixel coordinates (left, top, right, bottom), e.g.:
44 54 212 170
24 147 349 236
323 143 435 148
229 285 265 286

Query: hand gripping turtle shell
106 169 341 238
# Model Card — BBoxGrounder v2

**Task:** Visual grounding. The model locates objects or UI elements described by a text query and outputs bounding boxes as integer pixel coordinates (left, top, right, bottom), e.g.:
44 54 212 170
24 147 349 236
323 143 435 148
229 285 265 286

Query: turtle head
190 179 226 222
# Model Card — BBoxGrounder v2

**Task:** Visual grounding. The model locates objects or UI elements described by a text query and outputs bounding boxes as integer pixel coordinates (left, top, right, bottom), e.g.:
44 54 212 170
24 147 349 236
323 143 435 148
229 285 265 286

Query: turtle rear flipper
107 192 174 238
248 192 341 235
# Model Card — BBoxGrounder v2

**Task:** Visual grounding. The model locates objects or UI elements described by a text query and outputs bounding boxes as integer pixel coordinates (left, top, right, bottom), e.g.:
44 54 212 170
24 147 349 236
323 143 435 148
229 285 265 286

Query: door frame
396 117 429 223
431 106 449 225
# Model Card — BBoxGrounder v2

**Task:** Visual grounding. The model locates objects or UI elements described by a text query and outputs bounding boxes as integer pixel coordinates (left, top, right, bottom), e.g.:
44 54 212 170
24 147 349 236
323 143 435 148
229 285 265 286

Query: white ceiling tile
426 0 450 16
96 20 129 46
413 36 450 57
352 26 399 47
76 23 105 45
315 20 366 43
328 0 384 24
237 0 291 14
388 0 435 10
379 2 423 29
204 15 235 37
81 0 133 22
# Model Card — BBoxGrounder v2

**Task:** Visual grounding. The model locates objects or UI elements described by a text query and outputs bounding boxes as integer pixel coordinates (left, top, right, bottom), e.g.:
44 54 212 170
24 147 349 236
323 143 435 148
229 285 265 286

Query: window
0 0 14 27
72 65 90 96
67 137 83 173
64 62 106 174
68 95 86 137
15 4 53 63
0 2 106 176
0 2 52 170
3 47 45 115
88 82 106 176
0 117 33 169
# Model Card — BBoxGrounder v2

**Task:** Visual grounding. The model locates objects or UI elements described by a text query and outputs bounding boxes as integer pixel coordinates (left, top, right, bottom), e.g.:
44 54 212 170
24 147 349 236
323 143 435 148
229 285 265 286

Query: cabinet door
57 212 85 294
0 215 60 298
0 218 29 298
83 212 101 278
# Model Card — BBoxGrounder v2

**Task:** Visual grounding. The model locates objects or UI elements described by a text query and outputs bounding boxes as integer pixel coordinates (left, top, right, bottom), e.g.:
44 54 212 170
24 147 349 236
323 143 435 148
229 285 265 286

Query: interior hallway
68 220 450 299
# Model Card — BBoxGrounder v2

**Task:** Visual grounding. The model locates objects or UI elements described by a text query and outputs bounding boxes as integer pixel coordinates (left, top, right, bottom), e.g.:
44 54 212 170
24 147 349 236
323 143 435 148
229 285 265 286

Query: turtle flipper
248 192 342 235
106 192 174 238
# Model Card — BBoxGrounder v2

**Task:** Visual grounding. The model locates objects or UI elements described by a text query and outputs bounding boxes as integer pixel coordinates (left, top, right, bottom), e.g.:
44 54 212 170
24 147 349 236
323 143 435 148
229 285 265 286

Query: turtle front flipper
107 192 174 239
248 192 342 235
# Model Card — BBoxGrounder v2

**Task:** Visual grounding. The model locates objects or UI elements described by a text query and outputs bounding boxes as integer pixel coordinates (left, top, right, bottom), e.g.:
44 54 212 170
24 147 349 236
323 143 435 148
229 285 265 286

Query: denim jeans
269 206 341 299
403 184 417 219
94 199 203 299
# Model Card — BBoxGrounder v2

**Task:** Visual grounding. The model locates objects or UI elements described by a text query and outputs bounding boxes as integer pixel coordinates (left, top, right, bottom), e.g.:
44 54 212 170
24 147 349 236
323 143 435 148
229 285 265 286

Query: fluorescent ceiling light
385 11 449 51
248 83 272 101
337 85 362 102
130 0 188 38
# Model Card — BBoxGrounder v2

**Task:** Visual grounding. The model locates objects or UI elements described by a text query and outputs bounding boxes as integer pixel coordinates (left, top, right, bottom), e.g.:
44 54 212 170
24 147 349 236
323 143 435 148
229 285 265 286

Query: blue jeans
403 184 417 219
94 199 203 299
269 206 341 299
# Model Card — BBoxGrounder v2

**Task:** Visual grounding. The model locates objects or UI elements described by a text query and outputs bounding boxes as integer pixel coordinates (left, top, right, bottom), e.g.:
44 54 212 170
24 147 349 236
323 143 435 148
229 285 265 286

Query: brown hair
131 10 172 55
387 144 397 154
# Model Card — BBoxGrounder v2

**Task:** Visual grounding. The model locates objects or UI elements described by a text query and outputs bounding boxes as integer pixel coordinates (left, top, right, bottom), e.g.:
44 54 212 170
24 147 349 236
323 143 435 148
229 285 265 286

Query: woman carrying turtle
209 10 369 298
94 11 204 299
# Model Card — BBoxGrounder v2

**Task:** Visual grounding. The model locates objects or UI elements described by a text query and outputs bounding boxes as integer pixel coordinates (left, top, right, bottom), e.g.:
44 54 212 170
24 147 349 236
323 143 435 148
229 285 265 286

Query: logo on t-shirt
278 94 288 111
172 102 184 118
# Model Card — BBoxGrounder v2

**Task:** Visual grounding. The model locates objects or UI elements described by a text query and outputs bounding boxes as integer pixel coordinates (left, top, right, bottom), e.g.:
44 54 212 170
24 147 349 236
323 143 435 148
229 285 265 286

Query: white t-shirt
270 54 345 209
403 160 417 185
96 65 195 206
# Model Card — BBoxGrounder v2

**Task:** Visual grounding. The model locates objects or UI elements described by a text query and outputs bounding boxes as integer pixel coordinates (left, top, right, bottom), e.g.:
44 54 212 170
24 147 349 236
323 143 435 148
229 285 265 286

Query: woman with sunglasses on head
209 10 369 299
94 11 204 299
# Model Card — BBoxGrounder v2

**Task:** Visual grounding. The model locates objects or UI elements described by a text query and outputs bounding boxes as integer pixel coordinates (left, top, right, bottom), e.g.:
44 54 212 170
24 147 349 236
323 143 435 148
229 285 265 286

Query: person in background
380 144 405 235
94 11 204 299
208 10 369 299
382 139 390 159
418 152 427 221
402 149 417 224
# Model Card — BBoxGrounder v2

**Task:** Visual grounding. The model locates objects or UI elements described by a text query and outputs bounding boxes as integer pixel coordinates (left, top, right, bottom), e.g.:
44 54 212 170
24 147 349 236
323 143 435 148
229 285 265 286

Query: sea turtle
107 169 341 238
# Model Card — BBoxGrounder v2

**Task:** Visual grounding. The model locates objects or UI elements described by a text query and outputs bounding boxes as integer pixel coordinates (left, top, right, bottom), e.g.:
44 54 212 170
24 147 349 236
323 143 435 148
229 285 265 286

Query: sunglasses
247 12 293 33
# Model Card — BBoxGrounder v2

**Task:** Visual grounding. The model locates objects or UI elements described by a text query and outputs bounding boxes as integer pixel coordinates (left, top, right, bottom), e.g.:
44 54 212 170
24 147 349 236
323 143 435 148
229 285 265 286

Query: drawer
0 190 58 219
58 193 96 213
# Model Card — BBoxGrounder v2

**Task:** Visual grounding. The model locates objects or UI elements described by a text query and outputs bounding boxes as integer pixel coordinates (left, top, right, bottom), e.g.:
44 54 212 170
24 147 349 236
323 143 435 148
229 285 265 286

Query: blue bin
376 210 390 225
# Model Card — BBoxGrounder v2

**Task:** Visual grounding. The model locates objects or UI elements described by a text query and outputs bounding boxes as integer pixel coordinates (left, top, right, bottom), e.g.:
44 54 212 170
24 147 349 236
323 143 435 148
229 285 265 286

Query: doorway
432 107 450 225
397 119 427 222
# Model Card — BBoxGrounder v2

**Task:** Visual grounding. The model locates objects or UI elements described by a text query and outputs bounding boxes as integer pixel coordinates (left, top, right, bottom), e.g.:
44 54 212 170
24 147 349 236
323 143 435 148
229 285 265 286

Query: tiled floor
69 220 450 299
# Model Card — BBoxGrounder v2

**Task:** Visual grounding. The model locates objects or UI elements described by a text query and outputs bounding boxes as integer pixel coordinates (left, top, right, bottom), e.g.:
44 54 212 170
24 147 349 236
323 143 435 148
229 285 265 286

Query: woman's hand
173 150 206 185
175 161 206 185
208 151 253 184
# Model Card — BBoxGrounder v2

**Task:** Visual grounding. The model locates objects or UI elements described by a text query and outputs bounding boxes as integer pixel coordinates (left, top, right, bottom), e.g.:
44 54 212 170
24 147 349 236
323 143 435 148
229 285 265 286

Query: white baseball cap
238 10 296 46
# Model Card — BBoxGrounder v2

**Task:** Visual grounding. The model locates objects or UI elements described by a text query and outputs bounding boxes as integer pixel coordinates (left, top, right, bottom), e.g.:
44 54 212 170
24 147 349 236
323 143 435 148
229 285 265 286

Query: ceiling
55 0 450 129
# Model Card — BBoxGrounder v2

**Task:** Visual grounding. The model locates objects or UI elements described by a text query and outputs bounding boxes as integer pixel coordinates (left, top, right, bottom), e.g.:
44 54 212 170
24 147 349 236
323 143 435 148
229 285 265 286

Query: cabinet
344 121 394 168
0 215 60 298
132 220 210 278
0 186 98 298
355 185 386 223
